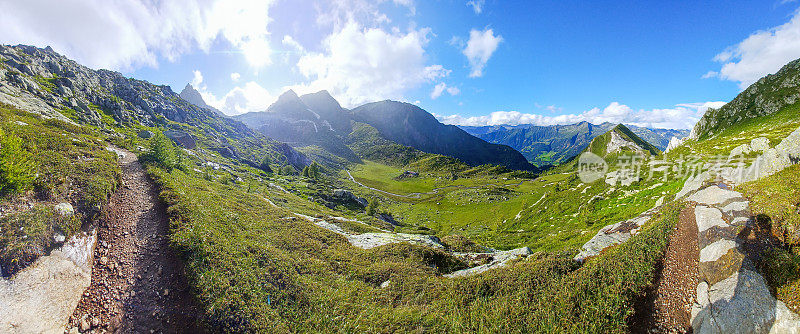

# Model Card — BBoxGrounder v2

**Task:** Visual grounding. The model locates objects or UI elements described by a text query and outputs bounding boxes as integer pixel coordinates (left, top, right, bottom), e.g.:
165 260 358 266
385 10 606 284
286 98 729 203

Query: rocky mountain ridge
691 58 800 140
236 91 536 171
0 44 310 169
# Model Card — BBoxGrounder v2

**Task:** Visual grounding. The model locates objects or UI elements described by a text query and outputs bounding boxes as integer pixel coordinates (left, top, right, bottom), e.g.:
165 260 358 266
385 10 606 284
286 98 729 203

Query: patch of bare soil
630 206 700 333
67 150 203 333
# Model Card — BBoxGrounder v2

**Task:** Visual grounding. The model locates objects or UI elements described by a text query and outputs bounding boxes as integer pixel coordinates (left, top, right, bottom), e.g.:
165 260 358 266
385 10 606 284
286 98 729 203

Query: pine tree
366 197 378 216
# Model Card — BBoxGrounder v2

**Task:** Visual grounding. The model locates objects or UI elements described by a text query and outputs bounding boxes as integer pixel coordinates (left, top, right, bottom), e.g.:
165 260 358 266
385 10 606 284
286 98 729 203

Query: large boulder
162 130 196 149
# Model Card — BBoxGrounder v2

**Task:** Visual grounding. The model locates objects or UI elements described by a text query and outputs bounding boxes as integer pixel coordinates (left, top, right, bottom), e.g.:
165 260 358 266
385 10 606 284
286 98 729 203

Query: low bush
140 131 182 170
0 128 37 196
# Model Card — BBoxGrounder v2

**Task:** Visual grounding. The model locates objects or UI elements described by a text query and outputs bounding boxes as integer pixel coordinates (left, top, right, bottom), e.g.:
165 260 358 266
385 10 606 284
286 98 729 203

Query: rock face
0 230 96 333
162 130 196 149
54 202 74 216
178 83 225 117
665 136 686 153
333 189 368 207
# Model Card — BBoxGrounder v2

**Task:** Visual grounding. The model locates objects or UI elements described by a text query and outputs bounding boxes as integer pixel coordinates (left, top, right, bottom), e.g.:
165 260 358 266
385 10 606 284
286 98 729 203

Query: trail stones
689 184 800 333
574 214 652 262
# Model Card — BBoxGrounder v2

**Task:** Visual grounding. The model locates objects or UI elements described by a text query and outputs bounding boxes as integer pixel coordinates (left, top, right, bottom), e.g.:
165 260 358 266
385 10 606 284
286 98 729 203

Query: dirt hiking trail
68 148 203 333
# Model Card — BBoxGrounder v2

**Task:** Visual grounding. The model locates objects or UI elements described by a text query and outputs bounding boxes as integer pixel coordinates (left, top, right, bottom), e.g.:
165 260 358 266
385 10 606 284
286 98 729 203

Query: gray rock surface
574 214 652 262
0 230 96 333
446 247 532 278
54 202 74 216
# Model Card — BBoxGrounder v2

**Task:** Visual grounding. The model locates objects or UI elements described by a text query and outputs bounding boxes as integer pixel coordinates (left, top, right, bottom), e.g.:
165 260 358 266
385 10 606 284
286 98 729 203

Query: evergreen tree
366 197 378 216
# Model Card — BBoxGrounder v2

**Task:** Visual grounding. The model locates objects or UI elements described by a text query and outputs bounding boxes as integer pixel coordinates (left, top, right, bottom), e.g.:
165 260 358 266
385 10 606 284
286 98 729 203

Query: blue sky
3 0 800 129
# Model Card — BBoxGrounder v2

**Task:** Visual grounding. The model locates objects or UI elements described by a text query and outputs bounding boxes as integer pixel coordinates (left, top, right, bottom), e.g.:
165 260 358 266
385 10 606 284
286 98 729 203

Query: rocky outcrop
665 136 686 153
293 213 531 277
721 126 800 185
446 247 532 278
574 211 654 262
294 213 444 249
0 230 96 333
162 130 196 149
332 189 368 207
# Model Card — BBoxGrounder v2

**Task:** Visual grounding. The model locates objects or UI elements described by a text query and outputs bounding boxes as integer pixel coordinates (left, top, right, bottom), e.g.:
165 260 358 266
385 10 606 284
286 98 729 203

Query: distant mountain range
460 122 688 166
231 90 536 171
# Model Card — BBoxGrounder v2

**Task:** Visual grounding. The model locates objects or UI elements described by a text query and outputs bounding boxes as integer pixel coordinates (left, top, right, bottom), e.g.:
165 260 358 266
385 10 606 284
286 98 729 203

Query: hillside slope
691 58 800 140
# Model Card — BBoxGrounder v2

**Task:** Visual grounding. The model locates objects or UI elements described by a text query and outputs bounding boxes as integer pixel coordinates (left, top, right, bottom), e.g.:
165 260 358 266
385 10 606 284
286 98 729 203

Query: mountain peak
278 89 299 100
587 123 660 156
179 83 209 109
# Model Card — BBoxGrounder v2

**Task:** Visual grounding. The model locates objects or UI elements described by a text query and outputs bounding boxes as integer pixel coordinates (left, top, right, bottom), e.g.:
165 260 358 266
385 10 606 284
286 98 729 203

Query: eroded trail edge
68 149 202 333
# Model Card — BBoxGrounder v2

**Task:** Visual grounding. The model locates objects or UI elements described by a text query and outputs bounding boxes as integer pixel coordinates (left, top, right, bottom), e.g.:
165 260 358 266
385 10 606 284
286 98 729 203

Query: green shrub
0 128 37 196
141 131 180 170
279 165 297 175
366 197 379 216
760 247 800 312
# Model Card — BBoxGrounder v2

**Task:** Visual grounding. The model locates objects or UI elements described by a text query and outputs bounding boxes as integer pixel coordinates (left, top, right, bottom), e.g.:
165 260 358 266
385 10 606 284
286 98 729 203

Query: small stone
163 289 169 296
54 203 74 216
91 317 100 327
79 318 91 332
99 256 108 266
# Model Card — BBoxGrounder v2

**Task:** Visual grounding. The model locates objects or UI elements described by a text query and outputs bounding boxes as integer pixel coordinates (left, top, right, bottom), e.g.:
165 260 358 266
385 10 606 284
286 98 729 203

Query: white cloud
535 103 563 113
463 28 503 78
282 35 305 53
467 0 486 14
295 21 448 107
430 83 460 99
230 72 241 82
315 0 415 29
707 10 800 88
436 101 727 129
190 70 274 116
0 0 277 71
191 70 204 88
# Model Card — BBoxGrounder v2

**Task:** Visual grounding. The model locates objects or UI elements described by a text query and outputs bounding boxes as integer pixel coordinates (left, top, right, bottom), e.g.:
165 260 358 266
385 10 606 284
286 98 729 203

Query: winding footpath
67 148 202 333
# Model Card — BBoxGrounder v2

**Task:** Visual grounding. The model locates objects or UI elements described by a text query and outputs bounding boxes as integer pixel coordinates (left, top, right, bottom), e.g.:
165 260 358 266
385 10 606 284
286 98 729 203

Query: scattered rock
54 202 74 216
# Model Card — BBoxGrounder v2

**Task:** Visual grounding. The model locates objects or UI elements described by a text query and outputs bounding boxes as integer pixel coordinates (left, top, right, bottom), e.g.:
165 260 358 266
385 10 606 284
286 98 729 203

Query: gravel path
630 206 700 333
67 149 202 333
